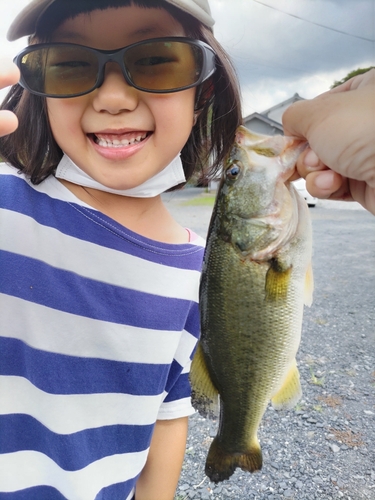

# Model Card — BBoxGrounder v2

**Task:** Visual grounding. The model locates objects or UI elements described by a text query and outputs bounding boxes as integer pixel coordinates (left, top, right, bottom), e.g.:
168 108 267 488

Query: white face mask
55 153 186 198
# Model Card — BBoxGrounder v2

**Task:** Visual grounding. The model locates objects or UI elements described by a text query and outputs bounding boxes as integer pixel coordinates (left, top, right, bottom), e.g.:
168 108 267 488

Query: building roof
243 93 305 124
260 93 304 118
242 112 283 132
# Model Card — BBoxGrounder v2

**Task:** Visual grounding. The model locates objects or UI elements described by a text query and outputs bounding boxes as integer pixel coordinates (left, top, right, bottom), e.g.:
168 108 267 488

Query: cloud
0 0 373 115
210 0 374 113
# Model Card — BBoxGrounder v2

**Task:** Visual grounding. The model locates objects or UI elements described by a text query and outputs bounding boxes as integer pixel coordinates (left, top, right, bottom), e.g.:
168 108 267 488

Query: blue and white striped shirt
0 164 205 500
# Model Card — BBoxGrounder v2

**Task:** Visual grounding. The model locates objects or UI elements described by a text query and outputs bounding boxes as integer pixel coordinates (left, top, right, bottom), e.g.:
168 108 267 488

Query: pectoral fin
265 261 292 302
189 342 219 419
304 262 314 307
271 359 302 410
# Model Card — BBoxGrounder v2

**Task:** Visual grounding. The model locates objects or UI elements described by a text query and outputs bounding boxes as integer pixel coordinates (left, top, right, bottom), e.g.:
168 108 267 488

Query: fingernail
314 170 336 190
304 149 320 168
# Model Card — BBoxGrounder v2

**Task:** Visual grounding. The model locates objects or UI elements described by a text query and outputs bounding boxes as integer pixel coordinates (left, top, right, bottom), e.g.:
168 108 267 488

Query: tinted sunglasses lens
124 40 203 91
20 46 99 96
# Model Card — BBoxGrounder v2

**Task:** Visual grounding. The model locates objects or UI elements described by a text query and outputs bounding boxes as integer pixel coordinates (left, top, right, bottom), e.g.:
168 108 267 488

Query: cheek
47 99 85 141
153 92 195 136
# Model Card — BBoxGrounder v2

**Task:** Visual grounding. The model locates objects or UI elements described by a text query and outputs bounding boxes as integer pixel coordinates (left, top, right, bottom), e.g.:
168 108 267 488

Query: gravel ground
163 189 375 500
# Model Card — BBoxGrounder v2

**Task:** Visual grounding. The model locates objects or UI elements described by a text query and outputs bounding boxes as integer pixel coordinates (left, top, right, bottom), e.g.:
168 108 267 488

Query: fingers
306 170 349 200
0 110 19 137
0 60 20 137
293 146 350 201
303 149 322 169
287 146 322 182
282 99 312 139
290 147 325 180
0 59 20 89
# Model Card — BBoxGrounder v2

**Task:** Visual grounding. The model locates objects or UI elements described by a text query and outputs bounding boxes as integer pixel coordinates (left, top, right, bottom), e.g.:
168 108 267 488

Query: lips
91 131 149 148
88 129 151 161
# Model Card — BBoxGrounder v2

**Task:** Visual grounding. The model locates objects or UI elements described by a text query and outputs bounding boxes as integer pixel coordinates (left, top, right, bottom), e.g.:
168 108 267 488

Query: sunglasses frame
14 37 217 99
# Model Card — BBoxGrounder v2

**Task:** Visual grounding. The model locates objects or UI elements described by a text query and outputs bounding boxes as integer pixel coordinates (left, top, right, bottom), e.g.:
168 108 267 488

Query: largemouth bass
190 126 313 483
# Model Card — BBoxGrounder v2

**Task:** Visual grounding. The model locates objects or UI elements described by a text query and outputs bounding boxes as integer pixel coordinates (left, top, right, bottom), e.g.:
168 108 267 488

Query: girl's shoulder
0 163 91 207
0 163 206 263
186 228 205 248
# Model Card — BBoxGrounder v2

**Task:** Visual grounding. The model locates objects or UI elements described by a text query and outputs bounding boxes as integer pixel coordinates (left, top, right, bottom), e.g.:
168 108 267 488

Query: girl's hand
0 60 20 137
283 69 375 215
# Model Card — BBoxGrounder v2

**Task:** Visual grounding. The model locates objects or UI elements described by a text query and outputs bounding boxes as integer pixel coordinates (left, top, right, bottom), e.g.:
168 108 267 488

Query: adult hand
283 69 375 214
0 60 20 137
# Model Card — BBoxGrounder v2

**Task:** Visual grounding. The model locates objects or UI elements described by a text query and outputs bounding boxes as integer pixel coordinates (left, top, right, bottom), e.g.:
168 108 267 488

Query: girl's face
46 5 196 191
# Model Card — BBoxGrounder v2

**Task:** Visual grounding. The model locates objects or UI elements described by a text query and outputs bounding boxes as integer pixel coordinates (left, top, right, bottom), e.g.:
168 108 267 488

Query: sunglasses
14 37 216 98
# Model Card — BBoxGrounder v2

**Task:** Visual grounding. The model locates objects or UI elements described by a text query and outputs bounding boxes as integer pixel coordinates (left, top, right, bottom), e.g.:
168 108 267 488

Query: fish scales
190 126 313 483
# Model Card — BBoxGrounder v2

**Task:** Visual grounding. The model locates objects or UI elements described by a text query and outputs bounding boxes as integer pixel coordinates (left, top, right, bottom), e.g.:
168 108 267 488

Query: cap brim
7 0 55 41
166 0 214 28
7 0 214 41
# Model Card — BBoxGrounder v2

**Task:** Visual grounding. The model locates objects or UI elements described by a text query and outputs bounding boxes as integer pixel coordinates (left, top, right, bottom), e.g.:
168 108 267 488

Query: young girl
0 0 241 498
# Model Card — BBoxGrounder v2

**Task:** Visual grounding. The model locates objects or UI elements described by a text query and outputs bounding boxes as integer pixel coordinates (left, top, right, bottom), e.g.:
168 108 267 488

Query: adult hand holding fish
0 60 19 137
190 127 314 483
283 69 375 215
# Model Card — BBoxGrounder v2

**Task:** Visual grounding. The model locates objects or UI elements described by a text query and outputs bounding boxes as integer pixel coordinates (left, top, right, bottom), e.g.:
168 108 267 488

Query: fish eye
226 163 241 180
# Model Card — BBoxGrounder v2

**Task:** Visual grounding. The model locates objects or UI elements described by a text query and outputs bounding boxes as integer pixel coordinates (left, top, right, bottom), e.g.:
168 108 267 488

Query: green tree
331 66 375 89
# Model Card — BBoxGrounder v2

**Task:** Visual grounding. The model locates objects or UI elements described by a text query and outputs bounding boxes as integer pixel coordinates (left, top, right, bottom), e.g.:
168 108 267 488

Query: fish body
190 126 313 483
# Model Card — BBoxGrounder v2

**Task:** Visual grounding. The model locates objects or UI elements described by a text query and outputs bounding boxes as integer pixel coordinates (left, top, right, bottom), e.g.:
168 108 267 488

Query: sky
0 0 374 117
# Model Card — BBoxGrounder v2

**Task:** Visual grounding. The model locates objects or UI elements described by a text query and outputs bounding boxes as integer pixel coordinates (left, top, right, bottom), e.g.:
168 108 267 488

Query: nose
92 62 139 114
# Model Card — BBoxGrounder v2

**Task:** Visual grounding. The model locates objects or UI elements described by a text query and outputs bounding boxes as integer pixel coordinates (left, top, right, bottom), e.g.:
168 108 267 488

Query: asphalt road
163 188 375 500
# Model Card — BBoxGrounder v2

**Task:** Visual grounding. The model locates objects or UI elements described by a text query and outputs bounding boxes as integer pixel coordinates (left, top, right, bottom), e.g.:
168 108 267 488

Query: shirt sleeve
157 302 200 420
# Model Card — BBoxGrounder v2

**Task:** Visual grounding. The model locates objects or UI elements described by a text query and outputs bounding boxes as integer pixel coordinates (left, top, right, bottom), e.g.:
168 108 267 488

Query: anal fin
189 342 219 419
271 359 302 410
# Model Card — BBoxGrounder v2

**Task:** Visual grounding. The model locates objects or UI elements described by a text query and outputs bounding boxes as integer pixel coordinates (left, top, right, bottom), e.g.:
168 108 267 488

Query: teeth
95 133 147 148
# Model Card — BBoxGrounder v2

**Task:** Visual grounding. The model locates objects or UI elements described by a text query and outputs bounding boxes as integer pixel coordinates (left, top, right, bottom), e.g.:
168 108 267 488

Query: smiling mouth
91 132 149 148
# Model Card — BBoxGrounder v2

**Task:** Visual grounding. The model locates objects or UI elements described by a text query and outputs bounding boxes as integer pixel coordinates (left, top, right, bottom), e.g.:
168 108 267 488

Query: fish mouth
235 126 307 179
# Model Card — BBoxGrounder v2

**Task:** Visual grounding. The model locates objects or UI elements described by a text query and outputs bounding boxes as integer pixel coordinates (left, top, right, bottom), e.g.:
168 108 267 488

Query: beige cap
7 0 215 41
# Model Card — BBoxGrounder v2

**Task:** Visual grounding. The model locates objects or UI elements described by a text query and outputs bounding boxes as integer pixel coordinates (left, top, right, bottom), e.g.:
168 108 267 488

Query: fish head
216 126 307 258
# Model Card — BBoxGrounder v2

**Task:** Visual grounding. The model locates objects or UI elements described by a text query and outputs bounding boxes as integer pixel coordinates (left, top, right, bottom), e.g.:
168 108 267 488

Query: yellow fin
189 342 219 419
206 435 262 483
265 262 292 301
304 262 314 307
271 359 302 410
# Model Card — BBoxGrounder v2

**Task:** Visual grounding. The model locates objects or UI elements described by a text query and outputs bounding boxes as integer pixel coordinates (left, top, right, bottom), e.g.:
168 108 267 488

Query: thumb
282 99 316 139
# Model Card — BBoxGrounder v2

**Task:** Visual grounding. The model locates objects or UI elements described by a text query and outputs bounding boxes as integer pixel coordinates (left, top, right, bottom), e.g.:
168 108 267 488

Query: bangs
35 0 200 40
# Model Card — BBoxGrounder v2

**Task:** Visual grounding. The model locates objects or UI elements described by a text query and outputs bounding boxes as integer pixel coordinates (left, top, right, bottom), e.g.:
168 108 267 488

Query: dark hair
0 0 242 186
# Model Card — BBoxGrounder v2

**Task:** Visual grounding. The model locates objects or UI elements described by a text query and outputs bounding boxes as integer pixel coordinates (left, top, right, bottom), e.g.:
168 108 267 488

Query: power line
253 0 374 43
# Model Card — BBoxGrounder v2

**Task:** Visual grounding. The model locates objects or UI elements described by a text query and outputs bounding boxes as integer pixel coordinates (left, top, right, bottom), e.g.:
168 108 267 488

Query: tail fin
205 436 263 483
